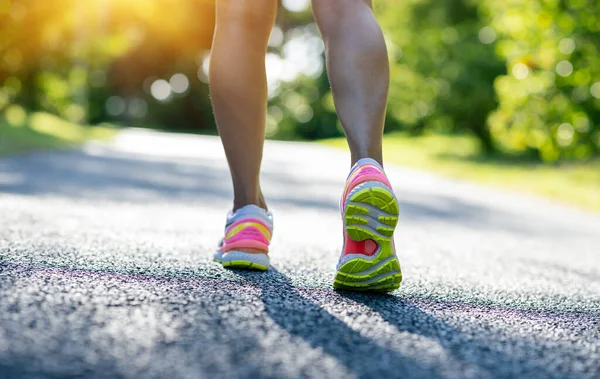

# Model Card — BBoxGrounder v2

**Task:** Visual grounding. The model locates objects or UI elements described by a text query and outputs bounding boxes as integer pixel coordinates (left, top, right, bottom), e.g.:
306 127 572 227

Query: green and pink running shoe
214 204 273 271
334 158 402 292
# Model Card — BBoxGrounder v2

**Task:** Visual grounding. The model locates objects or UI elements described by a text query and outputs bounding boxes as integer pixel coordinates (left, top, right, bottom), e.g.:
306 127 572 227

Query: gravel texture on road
1 129 599 379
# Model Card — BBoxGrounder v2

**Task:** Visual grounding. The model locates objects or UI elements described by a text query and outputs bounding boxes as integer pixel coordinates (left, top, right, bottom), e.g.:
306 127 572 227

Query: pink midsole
221 239 269 253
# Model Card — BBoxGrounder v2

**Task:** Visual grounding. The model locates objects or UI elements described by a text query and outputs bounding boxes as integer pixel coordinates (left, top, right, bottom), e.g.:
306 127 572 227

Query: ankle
352 157 384 170
351 153 383 168
232 199 268 212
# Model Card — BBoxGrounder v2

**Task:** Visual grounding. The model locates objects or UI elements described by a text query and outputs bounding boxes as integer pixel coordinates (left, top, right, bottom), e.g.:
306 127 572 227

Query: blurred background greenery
1 0 599 209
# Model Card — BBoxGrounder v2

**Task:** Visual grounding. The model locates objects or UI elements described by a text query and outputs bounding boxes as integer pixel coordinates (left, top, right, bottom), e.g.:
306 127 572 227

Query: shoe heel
221 251 270 271
344 181 399 244
335 181 402 292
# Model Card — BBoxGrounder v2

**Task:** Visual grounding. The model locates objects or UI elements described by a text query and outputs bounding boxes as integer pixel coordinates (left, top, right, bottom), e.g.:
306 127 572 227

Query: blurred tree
481 0 600 161
265 15 341 141
1 0 215 128
375 0 505 153
2 0 599 163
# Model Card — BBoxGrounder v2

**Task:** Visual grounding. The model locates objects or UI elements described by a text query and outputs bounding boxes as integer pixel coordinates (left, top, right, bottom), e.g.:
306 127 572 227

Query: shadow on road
0 146 583 237
1 261 595 378
233 268 441 378
0 147 342 211
342 292 559 378
233 268 565 378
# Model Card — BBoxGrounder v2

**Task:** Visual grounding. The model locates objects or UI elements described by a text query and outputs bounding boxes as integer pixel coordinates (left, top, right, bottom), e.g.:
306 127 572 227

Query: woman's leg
313 1 401 291
209 0 278 211
311 0 389 166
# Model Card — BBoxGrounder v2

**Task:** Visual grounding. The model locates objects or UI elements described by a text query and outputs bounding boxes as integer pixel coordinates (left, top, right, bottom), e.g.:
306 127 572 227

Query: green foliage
481 0 600 161
0 0 215 129
2 0 600 163
268 73 340 141
375 0 505 152
265 21 342 141
376 0 600 161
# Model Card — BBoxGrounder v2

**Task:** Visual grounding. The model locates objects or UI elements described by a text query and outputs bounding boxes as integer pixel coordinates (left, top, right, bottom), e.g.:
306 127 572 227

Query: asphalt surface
0 128 599 379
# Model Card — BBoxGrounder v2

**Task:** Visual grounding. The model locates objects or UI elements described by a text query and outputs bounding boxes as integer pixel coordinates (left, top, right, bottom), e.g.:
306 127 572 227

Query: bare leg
312 0 389 166
209 0 278 211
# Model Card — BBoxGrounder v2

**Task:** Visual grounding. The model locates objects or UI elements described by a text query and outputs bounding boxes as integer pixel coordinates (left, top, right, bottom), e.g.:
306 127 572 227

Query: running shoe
334 158 402 291
214 204 273 271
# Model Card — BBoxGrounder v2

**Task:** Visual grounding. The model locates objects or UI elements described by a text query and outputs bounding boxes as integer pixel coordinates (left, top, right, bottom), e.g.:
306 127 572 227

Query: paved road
0 129 599 379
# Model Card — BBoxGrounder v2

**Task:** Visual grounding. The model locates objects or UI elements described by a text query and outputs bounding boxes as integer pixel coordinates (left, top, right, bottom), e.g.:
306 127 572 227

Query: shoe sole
334 181 402 292
218 251 269 271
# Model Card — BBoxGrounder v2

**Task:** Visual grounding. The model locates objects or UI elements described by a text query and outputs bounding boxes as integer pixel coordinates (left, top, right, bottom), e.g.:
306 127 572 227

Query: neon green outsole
335 184 402 292
222 260 269 271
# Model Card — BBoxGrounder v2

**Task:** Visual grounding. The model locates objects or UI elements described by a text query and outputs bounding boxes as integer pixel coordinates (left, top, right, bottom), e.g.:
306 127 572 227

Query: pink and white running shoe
214 204 273 271
334 158 402 291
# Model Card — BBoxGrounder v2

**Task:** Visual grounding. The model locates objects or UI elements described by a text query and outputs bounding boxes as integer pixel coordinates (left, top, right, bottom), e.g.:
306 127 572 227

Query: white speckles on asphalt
1 129 599 378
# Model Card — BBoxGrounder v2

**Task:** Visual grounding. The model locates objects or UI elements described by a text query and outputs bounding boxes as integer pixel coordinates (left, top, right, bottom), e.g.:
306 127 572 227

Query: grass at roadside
322 132 600 213
0 112 117 156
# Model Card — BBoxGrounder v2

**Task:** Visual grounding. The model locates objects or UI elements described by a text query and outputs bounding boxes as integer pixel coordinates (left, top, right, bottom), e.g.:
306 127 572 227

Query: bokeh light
556 61 574 77
478 26 497 44
106 96 126 116
1 0 599 163
151 80 172 102
169 74 190 94
512 63 530 80
590 82 600 99
128 98 148 118
559 38 576 54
